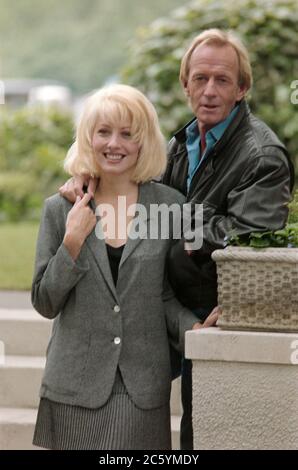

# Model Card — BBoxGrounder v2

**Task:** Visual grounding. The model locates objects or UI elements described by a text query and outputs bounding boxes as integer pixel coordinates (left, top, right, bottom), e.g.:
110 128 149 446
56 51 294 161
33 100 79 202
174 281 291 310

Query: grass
0 222 39 290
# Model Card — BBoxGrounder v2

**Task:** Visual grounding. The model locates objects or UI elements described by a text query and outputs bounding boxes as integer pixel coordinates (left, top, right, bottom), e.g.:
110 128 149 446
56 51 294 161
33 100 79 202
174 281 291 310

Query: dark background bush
122 0 298 179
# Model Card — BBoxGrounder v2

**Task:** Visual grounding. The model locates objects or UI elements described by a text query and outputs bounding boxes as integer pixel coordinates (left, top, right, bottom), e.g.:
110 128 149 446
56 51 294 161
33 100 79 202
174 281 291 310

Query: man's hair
64 84 167 183
180 28 253 91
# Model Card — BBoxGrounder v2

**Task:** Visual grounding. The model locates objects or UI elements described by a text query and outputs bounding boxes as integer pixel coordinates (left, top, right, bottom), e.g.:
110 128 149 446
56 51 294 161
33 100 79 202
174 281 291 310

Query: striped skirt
33 370 171 450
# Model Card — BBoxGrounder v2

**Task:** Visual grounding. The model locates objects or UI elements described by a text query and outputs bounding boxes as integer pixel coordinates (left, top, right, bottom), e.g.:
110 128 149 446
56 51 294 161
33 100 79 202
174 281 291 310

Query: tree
122 0 298 175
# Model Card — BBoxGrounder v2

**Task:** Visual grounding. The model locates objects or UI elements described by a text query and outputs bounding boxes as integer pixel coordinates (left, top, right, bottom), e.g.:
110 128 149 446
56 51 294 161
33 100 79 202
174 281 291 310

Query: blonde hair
180 28 253 92
64 84 167 183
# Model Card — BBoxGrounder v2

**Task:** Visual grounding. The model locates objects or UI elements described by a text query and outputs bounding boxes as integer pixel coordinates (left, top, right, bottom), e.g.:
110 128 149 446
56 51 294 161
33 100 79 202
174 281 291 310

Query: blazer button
113 305 120 313
114 337 121 345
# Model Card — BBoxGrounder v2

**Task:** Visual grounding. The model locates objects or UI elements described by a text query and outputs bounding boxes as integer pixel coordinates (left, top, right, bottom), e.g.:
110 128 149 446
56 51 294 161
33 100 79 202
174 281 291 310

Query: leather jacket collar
174 99 249 145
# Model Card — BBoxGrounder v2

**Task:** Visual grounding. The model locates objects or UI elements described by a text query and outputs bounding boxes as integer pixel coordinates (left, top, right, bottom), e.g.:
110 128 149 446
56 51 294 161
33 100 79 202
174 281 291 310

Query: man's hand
63 193 97 260
59 175 98 202
192 306 222 330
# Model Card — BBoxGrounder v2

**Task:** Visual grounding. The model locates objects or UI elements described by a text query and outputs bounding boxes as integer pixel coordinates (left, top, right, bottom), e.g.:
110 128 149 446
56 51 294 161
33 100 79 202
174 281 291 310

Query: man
161 28 294 450
59 29 294 449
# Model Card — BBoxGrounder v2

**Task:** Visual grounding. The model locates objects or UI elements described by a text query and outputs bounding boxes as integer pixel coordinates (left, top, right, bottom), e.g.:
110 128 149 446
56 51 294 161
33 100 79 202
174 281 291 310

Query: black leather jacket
163 100 294 315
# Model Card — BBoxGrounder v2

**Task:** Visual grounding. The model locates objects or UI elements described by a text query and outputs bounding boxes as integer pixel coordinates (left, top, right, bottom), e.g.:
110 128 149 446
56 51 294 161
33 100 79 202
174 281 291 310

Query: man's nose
203 78 216 96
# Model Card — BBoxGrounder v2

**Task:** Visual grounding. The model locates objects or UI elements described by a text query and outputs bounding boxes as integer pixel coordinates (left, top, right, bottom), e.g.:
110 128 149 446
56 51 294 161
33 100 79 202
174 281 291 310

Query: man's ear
183 80 190 97
237 85 247 102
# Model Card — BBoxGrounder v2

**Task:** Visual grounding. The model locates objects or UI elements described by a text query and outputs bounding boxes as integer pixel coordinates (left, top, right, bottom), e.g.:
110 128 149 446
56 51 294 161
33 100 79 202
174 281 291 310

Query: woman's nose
107 132 121 148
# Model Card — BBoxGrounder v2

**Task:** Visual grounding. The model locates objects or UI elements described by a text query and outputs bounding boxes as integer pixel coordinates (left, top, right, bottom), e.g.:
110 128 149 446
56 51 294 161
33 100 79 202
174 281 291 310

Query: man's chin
198 115 221 129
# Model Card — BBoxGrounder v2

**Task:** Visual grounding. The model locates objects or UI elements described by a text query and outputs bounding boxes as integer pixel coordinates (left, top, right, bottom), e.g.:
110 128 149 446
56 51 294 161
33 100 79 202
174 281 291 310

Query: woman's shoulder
146 181 186 205
43 192 73 215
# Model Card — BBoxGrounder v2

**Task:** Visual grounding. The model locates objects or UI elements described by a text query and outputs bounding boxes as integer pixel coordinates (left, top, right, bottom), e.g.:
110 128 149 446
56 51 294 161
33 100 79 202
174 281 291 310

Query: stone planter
212 246 298 332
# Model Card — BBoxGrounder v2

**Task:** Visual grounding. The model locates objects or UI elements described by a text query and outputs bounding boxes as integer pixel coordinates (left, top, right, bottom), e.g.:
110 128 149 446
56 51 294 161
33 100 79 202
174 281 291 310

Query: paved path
0 291 31 309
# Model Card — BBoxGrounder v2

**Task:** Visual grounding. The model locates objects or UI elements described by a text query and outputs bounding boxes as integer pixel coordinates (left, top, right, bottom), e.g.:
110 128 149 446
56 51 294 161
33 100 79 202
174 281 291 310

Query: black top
106 244 125 286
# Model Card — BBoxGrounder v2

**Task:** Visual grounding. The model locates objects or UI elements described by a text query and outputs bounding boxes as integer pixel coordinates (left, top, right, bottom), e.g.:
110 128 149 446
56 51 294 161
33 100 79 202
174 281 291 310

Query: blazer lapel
85 200 118 300
120 183 151 267
85 183 152 291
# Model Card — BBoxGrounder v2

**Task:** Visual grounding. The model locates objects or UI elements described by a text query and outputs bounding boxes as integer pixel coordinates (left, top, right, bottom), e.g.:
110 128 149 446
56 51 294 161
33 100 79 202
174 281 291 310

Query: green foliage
227 191 298 248
287 191 298 224
122 0 298 173
0 107 73 221
0 0 185 93
228 225 298 248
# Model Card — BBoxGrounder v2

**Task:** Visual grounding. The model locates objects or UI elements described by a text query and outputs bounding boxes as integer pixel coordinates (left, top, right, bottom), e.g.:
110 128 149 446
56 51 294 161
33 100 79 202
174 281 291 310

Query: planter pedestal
186 327 298 449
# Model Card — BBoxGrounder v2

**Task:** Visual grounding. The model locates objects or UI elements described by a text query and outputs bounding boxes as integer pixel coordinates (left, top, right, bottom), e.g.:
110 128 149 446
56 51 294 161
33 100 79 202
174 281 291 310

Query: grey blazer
32 182 198 410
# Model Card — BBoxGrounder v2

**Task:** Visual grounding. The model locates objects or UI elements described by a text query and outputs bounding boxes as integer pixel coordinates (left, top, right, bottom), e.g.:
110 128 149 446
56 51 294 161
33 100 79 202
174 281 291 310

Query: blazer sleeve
31 197 90 319
160 187 198 353
163 275 198 354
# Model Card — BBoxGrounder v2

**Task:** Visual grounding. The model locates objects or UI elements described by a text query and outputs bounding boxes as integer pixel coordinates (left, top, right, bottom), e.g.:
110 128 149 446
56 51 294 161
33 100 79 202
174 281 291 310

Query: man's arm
193 154 292 259
59 175 98 202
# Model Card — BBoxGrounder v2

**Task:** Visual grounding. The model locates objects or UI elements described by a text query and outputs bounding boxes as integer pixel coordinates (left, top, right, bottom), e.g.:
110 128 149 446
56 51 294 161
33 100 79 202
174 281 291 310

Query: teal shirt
186 105 239 191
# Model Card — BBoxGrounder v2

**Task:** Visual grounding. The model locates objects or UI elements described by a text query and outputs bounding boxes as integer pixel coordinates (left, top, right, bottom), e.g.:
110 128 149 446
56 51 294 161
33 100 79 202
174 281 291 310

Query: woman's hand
59 175 99 202
63 193 97 260
192 306 222 330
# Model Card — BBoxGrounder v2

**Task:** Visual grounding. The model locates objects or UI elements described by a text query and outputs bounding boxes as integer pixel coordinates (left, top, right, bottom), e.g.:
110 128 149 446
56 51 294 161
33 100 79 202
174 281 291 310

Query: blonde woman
32 84 217 450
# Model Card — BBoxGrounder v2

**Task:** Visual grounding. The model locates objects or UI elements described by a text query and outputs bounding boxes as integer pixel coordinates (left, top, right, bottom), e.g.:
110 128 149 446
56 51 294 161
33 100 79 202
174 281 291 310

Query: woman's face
92 119 140 178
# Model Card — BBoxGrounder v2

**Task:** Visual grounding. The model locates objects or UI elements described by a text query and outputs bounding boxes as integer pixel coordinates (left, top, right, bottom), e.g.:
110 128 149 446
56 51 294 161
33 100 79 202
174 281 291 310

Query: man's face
184 44 247 133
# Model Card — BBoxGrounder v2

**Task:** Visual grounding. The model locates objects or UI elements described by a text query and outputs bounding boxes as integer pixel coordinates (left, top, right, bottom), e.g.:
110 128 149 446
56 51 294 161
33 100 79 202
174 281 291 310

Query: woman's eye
97 129 109 135
122 131 132 138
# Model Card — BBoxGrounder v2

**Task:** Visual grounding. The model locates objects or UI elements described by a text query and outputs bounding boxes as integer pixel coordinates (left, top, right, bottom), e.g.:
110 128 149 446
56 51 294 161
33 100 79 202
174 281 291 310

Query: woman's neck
94 176 139 248
95 175 138 201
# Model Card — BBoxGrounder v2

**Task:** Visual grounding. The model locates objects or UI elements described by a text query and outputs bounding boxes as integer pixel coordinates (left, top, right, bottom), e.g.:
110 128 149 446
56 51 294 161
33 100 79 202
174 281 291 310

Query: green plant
227 190 298 248
227 225 298 248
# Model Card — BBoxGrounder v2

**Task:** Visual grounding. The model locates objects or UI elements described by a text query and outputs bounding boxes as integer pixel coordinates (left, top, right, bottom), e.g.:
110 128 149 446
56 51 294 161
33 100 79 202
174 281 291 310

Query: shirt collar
208 105 239 142
185 104 240 144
